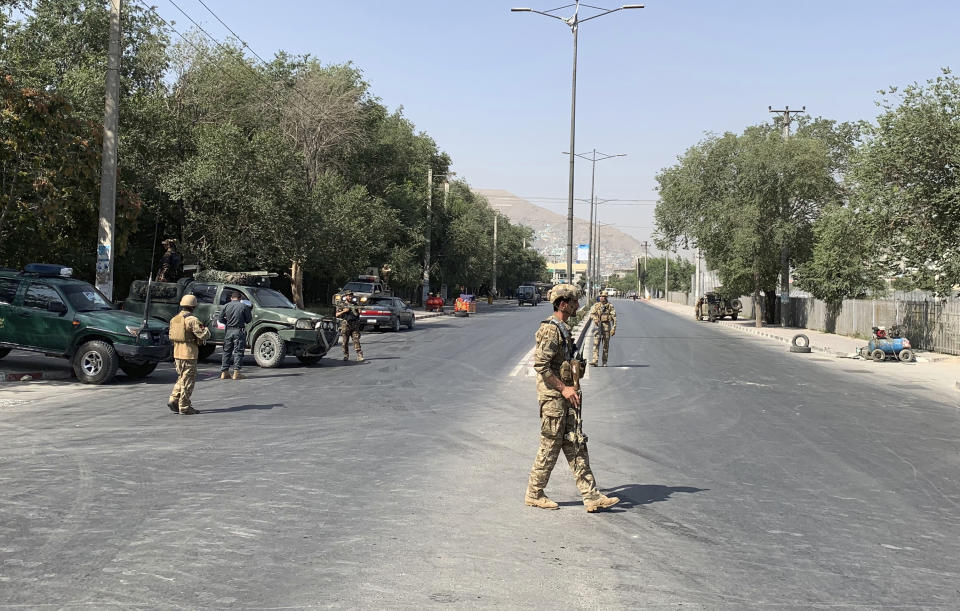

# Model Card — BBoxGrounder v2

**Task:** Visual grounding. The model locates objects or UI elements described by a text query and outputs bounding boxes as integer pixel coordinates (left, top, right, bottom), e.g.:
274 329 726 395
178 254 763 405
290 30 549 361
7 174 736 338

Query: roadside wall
662 291 960 355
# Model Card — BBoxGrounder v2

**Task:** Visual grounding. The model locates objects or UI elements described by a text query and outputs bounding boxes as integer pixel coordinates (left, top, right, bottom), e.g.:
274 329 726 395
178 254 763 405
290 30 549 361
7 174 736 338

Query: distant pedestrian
525 284 619 512
589 293 617 366
167 294 210 415
335 290 364 362
219 290 251 380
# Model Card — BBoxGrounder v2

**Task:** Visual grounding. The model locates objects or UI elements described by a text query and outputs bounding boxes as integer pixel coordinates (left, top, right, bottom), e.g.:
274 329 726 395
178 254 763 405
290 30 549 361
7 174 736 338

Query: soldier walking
335 290 364 362
167 294 211 415
525 284 619 513
219 290 251 380
589 293 617 366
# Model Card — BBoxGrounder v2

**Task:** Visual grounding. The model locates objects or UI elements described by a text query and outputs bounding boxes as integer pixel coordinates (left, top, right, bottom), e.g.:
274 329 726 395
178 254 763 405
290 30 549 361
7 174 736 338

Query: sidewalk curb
0 370 73 383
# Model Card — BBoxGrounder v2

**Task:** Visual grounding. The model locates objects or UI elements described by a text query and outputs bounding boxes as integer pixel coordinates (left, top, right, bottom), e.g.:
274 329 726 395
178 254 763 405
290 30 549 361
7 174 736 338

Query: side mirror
48 301 68 314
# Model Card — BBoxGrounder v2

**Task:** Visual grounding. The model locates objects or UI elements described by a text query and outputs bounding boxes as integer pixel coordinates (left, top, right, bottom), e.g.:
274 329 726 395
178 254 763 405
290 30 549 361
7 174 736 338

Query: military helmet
548 283 581 304
344 289 354 296
179 294 198 308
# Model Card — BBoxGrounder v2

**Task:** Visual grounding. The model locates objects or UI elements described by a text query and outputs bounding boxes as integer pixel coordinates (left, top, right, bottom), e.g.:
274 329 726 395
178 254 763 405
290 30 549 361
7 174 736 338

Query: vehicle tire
119 361 158 379
871 348 886 362
197 343 216 361
791 333 810 348
898 349 914 362
406 316 415 330
0 347 10 360
72 340 119 384
254 331 286 368
391 316 401 332
789 345 812 353
731 299 742 310
296 354 322 365
731 313 738 320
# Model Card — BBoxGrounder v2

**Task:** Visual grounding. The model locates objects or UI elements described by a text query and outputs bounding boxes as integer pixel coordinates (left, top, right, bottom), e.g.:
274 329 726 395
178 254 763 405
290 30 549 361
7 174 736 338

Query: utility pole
96 0 121 300
422 167 432 307
664 248 669 301
492 212 498 295
769 104 805 328
642 241 648 298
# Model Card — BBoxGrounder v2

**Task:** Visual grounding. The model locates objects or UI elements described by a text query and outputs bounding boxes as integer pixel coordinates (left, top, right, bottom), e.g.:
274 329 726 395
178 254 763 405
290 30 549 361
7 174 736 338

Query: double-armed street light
512 1 643 283
564 149 626 297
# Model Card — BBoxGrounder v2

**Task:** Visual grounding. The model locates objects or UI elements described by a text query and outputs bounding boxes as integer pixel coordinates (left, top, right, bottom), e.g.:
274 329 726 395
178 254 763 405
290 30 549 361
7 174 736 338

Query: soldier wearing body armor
589 293 617 366
525 284 620 513
167 294 211 415
335 290 364 362
156 239 182 283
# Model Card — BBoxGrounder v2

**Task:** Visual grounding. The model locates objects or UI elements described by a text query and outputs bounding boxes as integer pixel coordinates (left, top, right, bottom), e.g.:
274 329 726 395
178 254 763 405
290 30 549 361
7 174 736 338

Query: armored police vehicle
0 264 170 383
123 271 339 368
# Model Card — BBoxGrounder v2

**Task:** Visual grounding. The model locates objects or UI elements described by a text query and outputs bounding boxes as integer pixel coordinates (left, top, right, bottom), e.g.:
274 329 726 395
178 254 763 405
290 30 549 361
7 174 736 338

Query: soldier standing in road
167 294 210 415
589 293 617 367
525 284 620 513
218 290 251 380
336 290 364 362
156 239 182 283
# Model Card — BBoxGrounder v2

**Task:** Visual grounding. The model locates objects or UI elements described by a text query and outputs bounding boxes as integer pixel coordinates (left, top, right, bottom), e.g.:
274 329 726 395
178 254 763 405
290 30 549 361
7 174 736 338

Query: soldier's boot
231 370 244 380
167 398 179 413
525 494 559 510
356 354 364 362
590 361 598 367
342 354 349 361
220 371 229 380
585 495 620 513
178 406 200 415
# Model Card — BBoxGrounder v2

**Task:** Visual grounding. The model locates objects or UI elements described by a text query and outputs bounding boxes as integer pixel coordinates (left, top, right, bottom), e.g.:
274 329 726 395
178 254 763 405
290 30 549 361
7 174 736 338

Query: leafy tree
851 68 960 295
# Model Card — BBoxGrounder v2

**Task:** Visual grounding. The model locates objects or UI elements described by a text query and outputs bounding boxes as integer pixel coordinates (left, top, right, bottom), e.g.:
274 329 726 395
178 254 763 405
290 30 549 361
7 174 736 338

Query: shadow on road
201 403 285 414
604 483 708 509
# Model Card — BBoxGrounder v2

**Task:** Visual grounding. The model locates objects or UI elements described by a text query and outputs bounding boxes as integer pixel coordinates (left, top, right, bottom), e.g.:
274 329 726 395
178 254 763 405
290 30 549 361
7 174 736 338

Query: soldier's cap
548 283 581 304
343 289 354 296
162 238 177 246
179 294 198 308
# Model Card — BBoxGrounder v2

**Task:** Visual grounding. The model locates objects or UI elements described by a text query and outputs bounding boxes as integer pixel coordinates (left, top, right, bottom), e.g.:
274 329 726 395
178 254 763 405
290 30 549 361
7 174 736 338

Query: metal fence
664 290 960 355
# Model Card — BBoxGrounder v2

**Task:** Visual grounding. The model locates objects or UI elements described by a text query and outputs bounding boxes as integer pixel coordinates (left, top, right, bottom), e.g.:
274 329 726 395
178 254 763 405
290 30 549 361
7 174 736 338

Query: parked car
0 264 170 383
123 275 338 367
359 296 415 331
517 285 540 306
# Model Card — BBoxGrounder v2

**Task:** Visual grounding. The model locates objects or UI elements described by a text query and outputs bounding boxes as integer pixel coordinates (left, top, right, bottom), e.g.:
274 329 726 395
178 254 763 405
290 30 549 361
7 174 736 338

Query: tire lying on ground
789 345 812 353
791 333 810 348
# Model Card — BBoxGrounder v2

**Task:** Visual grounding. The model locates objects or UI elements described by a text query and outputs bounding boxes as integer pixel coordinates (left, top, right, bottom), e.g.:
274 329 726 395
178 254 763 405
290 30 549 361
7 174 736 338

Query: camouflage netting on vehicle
193 269 274 287
128 281 180 303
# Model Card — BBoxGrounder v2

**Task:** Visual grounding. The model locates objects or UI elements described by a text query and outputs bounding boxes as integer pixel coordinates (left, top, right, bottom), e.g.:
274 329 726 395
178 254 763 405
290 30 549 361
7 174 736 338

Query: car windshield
343 282 375 293
366 297 393 307
249 287 295 309
62 283 115 311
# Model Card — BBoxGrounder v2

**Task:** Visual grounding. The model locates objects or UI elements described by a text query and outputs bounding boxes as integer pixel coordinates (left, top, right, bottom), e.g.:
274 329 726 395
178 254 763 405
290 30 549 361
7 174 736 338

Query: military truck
123 271 339 367
0 264 170 384
695 291 743 322
331 273 390 306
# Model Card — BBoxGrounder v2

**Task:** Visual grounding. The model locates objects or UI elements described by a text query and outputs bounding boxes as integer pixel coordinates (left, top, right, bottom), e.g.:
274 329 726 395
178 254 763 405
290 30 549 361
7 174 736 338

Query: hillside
475 189 646 274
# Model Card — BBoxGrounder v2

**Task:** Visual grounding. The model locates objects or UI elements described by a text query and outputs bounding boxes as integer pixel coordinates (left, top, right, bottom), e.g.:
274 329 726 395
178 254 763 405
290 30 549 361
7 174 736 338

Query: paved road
1 300 958 609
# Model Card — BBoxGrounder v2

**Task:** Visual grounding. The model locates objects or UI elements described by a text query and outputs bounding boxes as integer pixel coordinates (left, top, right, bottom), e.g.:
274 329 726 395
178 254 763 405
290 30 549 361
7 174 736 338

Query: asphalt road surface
1 300 959 609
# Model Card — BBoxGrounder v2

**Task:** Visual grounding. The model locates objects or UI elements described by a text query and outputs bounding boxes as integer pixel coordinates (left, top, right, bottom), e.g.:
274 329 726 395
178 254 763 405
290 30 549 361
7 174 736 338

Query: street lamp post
423 170 455 307
564 150 626 298
512 2 643 282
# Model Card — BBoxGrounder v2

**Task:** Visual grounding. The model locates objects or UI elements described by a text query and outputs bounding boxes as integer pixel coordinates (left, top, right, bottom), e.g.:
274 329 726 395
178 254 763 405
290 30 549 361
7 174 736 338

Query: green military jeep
0 264 171 384
123 272 339 368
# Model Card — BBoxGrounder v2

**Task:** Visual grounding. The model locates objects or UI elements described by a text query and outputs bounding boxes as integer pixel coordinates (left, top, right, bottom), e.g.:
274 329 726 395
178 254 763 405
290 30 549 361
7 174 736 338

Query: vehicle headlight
296 318 315 330
139 330 151 342
360 296 368 303
125 325 141 337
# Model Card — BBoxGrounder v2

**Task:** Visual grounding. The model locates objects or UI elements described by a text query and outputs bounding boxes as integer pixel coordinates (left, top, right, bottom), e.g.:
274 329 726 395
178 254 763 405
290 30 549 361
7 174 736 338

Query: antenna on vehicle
141 216 160 330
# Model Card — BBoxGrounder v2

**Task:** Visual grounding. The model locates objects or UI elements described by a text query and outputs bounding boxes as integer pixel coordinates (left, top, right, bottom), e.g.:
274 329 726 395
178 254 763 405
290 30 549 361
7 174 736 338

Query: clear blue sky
151 0 957 246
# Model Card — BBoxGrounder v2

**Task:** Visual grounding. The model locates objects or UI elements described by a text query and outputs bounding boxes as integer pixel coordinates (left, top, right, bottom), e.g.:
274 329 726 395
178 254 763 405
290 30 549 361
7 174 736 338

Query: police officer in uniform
218 290 251 380
589 293 617 366
525 284 620 512
335 290 364 362
167 294 211 415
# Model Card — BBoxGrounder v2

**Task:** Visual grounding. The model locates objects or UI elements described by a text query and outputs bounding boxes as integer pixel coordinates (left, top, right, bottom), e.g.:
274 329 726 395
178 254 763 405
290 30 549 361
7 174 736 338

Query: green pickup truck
122 275 339 367
0 264 171 384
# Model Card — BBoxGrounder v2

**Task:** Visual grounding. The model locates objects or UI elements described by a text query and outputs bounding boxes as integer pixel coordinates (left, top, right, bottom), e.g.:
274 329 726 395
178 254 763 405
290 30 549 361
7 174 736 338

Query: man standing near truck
336 290 364 362
219 291 251 380
167 294 210 415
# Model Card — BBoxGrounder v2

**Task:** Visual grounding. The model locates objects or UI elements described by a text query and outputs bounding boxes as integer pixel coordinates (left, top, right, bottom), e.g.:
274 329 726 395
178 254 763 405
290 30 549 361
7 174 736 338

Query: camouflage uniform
525 284 618 512
167 298 210 415
589 299 617 366
336 293 364 361
156 239 182 283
